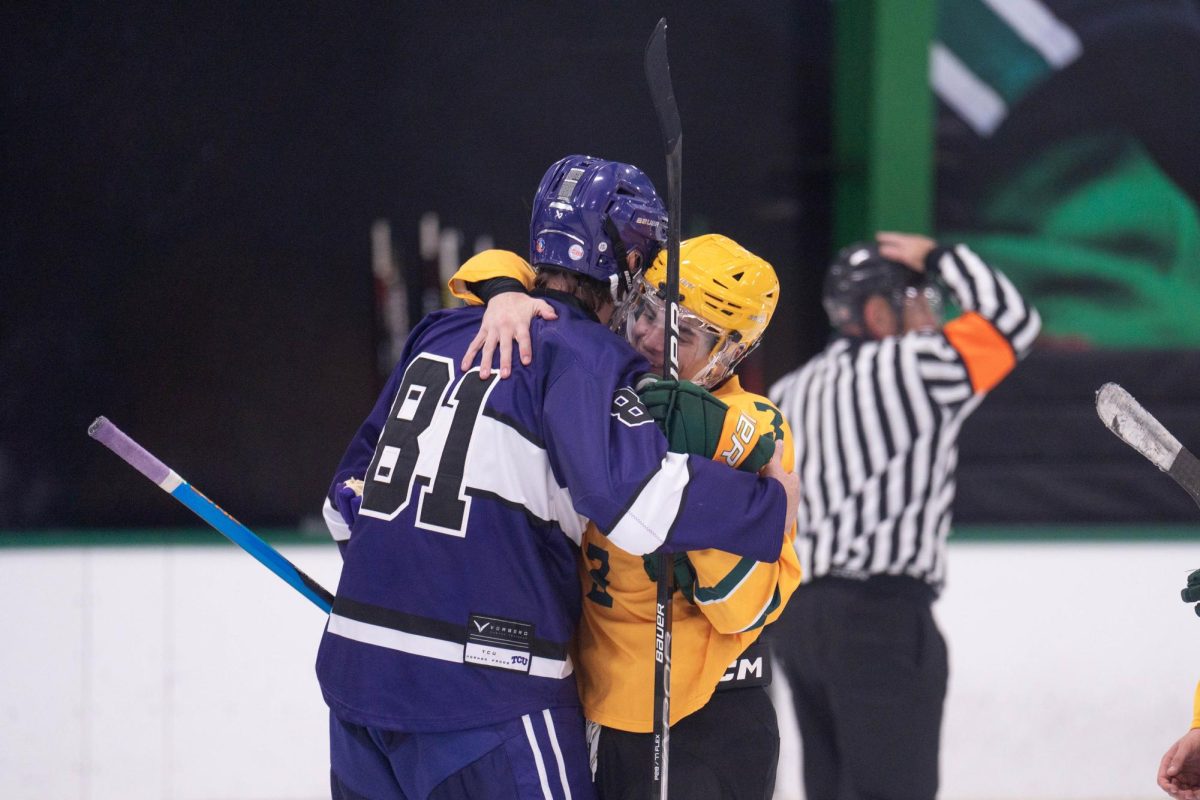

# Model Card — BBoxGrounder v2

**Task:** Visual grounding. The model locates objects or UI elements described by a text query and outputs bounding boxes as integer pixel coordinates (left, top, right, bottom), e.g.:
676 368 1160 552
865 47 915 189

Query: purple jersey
316 297 786 732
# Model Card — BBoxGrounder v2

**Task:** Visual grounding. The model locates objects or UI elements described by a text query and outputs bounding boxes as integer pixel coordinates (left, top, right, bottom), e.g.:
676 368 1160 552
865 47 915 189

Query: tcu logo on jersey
611 387 652 427
720 412 758 467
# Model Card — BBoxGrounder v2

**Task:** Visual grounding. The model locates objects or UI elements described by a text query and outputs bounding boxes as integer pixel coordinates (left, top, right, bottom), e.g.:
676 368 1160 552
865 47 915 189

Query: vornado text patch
465 613 534 673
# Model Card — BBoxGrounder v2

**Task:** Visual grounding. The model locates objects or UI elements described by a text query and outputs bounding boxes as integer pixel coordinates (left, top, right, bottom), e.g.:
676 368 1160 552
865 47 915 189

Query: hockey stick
88 416 335 613
1095 383 1200 510
644 16 681 798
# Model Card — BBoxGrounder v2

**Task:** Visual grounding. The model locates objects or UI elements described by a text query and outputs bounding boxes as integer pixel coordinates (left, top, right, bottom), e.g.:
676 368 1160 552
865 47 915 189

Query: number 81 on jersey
360 354 499 537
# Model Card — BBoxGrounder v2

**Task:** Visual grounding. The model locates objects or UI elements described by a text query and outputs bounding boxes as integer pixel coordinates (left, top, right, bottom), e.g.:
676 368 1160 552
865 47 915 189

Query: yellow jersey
576 376 800 730
448 252 801 730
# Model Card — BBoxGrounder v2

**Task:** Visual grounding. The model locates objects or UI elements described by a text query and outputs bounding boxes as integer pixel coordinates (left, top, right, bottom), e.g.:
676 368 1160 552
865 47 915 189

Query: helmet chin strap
602 216 634 298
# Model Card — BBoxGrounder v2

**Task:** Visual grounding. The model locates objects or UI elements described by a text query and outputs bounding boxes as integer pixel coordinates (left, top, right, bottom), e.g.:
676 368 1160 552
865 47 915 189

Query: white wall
1 544 341 800
2 539 1197 800
773 540 1200 800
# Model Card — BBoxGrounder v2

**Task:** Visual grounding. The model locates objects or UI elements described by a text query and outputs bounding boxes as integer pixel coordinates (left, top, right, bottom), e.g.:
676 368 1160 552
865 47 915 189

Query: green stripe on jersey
694 557 756 604
743 585 782 633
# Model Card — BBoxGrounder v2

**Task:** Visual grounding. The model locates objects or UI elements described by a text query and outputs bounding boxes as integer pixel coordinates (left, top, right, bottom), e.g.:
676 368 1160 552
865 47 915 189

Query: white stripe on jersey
936 248 974 309
959 246 1000 317
919 360 968 383
895 338 936 574
995 267 1029 334
326 614 574 680
1013 308 1042 353
931 383 972 406
543 708 574 800
522 715 555 800
854 343 888 475
322 497 352 542
604 451 691 555
465 415 588 545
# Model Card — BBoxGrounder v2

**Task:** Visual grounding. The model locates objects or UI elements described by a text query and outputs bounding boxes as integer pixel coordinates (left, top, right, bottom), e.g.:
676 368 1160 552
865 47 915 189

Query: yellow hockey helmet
646 234 778 345
615 234 779 387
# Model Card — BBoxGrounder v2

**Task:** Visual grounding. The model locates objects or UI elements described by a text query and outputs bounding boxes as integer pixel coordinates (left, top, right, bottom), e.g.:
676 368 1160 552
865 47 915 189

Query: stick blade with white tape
1096 382 1200 509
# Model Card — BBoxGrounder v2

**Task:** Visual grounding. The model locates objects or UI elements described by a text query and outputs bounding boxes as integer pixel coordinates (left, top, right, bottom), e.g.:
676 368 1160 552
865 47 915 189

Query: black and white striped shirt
769 244 1040 592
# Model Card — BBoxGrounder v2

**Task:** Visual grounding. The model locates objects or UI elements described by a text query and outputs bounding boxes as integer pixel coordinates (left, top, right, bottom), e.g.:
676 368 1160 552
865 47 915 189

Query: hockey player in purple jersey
317 155 799 800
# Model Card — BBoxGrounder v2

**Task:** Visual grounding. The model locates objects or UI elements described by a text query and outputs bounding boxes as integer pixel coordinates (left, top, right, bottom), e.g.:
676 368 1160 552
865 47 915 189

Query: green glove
738 430 777 474
1182 569 1200 617
642 552 698 604
637 376 775 473
637 377 731 459
637 377 769 605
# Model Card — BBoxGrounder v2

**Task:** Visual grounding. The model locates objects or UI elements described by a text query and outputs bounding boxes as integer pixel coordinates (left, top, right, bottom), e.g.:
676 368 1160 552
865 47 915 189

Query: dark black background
2 3 832 527
8 3 1195 531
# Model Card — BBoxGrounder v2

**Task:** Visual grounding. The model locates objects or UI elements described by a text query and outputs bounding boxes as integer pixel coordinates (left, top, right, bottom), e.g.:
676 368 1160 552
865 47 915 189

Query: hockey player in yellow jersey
451 233 801 799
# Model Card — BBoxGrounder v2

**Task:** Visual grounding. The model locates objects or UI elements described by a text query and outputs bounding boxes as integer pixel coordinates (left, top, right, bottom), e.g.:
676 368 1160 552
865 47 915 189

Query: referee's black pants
768 576 948 800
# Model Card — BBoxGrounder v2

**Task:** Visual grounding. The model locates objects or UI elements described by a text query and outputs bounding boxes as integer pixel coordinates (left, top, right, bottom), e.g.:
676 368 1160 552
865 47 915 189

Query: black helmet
822 242 935 333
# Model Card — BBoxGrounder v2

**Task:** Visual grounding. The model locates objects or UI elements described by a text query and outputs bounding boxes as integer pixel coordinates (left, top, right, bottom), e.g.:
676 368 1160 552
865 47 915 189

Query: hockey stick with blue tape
88 416 335 613
645 16 681 799
1096 383 1200 510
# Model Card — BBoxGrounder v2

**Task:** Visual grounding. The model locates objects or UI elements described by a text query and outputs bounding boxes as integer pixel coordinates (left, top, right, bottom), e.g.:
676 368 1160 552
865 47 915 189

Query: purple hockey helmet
529 155 667 282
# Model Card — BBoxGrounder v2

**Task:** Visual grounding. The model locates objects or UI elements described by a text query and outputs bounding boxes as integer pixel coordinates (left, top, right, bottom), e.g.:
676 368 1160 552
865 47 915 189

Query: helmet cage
611 273 756 388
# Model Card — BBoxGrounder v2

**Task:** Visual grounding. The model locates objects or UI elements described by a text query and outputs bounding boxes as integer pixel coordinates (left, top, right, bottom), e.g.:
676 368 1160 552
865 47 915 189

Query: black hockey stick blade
1096 382 1200 509
644 19 681 156
644 16 683 382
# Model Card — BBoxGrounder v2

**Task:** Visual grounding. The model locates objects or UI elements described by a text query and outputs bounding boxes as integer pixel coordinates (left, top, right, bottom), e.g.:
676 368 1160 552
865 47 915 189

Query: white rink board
0 543 342 800
773 539 1200 800
1 538 1198 800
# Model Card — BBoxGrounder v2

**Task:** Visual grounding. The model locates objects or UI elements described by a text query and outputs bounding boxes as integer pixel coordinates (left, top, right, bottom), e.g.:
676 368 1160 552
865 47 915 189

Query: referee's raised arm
767 232 1039 800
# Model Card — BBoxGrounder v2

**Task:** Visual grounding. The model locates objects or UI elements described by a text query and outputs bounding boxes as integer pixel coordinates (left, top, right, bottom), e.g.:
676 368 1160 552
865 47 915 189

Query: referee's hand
761 440 799 535
876 231 936 273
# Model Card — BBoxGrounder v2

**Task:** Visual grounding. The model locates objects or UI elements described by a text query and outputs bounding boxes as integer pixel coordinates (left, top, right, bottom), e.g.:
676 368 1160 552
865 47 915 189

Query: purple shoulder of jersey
316 299 786 731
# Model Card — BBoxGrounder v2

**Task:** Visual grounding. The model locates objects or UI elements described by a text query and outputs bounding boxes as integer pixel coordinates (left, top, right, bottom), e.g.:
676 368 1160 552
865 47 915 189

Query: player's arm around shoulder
685 389 802 634
557 372 796 563
447 249 558 379
447 249 535 304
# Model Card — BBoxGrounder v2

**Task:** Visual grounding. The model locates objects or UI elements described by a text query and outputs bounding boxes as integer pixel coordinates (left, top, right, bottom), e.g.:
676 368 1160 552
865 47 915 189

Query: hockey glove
335 479 364 528
738 429 779 474
637 377 731 458
1182 568 1200 617
636 377 751 605
643 552 698 604
637 377 777 473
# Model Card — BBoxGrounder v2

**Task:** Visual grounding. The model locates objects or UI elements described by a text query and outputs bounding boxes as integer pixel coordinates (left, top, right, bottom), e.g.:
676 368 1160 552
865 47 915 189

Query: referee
767 232 1040 800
